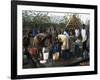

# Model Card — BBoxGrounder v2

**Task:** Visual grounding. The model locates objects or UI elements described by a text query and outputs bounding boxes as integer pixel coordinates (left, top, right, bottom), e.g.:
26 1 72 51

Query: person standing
32 28 38 37
74 36 83 57
69 31 75 57
58 34 70 60
81 24 87 58
63 28 70 51
75 28 80 39
63 28 70 39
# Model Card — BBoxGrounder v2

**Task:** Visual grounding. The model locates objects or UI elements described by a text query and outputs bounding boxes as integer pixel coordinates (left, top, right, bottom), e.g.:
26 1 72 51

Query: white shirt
75 29 79 37
81 29 87 42
63 31 70 39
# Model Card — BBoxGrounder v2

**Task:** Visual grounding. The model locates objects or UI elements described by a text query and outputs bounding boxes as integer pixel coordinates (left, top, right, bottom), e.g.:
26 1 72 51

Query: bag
52 52 59 61
42 47 49 60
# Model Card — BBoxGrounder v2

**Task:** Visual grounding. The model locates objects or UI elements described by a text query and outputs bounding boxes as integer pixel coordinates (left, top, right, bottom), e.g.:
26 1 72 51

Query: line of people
23 24 89 67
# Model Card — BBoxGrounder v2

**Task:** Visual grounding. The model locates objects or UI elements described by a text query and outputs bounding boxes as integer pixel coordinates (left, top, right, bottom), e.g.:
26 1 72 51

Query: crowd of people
23 24 89 67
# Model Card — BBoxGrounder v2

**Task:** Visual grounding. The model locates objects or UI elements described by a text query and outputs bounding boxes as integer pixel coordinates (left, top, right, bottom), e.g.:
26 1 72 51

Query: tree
31 11 51 28
22 11 51 30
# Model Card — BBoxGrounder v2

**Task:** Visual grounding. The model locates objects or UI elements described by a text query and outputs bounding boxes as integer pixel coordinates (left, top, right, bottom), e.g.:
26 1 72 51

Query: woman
58 34 70 60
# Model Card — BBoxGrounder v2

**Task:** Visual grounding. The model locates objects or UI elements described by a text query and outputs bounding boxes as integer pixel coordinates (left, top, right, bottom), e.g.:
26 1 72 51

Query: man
33 33 47 60
81 24 88 59
81 24 87 42
63 28 70 39
58 34 70 60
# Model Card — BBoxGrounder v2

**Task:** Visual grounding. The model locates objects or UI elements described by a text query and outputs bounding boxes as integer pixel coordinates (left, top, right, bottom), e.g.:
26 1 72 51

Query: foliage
22 11 90 32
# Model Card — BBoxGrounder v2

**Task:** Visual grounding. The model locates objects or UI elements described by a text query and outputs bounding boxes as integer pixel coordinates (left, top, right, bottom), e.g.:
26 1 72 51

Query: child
69 32 75 57
74 36 82 57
